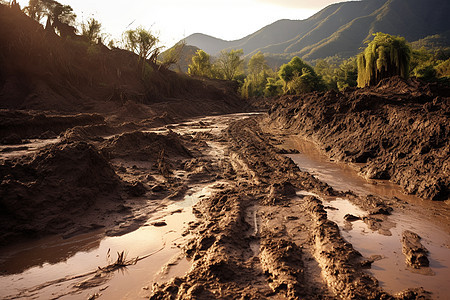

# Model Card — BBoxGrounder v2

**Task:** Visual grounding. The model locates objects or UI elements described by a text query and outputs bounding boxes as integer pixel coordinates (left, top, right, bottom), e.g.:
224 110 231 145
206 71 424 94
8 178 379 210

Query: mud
401 230 430 269
265 76 449 201
1 111 448 299
0 141 121 245
149 117 436 299
4 4 448 299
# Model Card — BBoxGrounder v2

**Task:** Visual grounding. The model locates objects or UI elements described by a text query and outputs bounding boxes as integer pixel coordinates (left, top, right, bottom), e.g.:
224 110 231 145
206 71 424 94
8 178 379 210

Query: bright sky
16 0 353 49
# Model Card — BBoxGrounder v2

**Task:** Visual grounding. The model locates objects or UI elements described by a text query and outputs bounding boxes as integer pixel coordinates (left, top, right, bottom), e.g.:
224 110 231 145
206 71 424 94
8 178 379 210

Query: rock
152 221 167 227
344 214 360 222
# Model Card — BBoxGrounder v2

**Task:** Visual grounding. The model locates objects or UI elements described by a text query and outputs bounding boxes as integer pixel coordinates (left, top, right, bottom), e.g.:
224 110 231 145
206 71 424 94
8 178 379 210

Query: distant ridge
184 0 450 61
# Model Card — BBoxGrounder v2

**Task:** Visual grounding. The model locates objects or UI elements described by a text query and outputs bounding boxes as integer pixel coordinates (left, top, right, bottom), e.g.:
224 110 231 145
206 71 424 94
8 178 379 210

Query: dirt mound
99 131 191 161
266 76 449 200
0 142 122 244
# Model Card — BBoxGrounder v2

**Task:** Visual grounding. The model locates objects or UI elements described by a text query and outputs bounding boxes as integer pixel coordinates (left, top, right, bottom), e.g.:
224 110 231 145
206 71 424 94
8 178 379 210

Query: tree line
187 32 450 99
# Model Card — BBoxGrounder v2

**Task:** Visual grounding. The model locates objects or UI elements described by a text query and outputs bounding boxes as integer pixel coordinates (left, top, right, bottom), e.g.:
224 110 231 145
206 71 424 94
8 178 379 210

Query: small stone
152 221 167 227
344 214 360 221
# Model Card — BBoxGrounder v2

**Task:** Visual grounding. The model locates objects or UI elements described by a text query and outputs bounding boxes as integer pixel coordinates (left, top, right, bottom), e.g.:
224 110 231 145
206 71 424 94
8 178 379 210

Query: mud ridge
265 77 449 200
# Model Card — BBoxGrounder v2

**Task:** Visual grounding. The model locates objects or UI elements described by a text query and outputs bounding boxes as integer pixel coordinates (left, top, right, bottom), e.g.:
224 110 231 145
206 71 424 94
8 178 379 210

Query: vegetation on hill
184 0 450 63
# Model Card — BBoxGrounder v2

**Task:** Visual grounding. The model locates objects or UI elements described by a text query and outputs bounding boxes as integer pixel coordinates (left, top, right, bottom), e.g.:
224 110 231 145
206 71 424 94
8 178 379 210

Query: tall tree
81 18 102 44
215 49 244 80
335 57 358 90
23 0 45 22
24 0 77 37
357 33 411 87
123 27 161 64
247 51 270 75
187 49 213 77
241 52 272 98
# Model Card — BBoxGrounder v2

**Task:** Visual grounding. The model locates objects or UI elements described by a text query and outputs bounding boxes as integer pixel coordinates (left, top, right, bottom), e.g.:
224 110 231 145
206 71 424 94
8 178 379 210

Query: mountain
184 0 450 62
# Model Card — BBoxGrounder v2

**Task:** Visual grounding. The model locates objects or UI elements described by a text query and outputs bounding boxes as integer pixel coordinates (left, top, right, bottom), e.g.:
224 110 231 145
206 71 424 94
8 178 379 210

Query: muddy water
0 113 258 299
287 136 450 298
0 184 219 299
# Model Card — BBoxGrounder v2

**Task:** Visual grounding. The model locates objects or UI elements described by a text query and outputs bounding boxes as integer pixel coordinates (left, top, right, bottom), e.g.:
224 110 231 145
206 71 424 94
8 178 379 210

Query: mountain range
183 0 450 63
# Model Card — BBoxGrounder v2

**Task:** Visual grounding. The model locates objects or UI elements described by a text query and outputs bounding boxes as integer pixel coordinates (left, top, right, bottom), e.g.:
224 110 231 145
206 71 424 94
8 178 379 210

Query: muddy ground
263 76 449 201
2 4 449 299
149 117 439 300
1 109 448 299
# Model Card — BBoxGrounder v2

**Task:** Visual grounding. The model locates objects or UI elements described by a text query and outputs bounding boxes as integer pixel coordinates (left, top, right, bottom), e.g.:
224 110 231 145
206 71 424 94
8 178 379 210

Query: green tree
264 77 283 97
241 52 272 98
23 0 45 22
81 18 102 44
315 59 337 90
248 51 270 75
123 27 161 64
214 49 244 80
187 49 213 77
24 0 77 37
357 33 411 87
279 57 323 94
335 57 358 90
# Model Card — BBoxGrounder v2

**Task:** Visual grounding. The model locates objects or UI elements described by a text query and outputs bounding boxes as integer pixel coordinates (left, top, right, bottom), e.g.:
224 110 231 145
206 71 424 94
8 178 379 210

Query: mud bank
0 142 121 244
265 77 449 201
0 124 203 246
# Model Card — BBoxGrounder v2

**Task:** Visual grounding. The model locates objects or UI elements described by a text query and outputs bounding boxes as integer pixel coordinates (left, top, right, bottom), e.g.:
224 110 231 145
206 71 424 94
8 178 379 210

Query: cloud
257 0 354 9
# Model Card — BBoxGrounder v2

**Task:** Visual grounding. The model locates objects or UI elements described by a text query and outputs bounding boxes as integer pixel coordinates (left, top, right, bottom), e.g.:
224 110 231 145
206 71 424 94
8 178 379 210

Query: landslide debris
266 76 450 200
150 118 396 299
0 142 122 244
0 110 105 140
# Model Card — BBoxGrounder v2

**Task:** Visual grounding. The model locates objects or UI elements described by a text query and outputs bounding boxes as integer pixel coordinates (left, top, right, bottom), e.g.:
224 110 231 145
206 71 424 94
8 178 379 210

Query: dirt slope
265 77 449 201
0 4 245 117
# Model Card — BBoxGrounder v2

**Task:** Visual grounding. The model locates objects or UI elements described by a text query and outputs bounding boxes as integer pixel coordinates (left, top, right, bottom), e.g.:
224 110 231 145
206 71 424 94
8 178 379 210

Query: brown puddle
0 183 222 299
287 136 450 298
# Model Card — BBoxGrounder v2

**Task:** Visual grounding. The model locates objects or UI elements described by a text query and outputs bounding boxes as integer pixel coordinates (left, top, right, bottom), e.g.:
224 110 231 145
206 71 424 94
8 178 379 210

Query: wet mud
1 111 449 299
265 76 449 201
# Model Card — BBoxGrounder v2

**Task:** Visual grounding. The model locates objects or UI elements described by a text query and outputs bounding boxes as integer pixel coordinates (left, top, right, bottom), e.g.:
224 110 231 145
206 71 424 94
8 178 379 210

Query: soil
148 118 433 299
264 76 449 201
1 4 449 300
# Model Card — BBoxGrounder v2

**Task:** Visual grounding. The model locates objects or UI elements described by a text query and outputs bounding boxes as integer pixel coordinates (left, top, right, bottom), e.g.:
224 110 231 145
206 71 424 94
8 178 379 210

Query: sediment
265 76 449 201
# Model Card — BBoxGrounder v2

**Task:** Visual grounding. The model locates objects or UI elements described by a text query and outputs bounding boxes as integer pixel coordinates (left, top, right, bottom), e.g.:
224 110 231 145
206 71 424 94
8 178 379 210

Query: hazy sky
16 0 351 48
